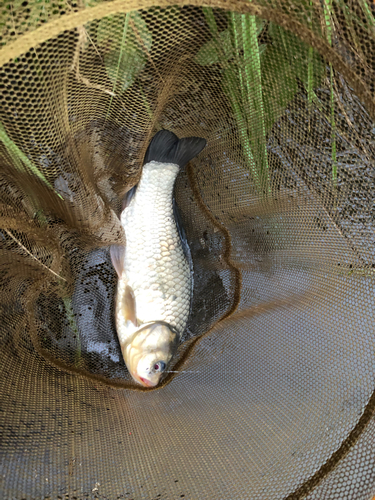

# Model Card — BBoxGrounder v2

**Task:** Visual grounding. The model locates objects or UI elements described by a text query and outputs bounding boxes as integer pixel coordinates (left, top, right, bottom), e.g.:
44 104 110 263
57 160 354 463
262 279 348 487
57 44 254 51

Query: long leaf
241 14 269 194
323 0 337 188
0 122 56 192
98 12 153 96
201 8 268 194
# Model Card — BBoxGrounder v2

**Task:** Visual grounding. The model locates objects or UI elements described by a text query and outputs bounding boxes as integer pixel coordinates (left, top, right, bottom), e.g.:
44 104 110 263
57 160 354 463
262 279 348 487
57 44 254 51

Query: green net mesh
1 0 375 498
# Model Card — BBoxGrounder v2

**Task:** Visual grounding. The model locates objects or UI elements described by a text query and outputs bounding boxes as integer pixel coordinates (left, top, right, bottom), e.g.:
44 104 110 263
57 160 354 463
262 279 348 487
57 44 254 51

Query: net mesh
1 0 375 498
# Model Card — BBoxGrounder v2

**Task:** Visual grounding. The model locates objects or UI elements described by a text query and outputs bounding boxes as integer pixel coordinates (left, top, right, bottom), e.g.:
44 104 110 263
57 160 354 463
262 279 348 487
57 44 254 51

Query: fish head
123 322 178 388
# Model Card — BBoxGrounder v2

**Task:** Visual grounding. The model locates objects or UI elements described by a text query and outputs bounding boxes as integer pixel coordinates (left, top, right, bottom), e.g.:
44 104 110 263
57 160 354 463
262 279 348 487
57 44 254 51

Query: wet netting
1 0 375 498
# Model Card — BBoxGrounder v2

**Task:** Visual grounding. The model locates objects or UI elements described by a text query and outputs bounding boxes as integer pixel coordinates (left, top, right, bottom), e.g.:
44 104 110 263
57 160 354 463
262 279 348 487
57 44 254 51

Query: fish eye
153 361 166 372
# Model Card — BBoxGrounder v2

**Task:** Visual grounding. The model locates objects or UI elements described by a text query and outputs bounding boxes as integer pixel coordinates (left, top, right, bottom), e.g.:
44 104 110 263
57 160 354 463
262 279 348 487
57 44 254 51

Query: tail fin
144 130 206 168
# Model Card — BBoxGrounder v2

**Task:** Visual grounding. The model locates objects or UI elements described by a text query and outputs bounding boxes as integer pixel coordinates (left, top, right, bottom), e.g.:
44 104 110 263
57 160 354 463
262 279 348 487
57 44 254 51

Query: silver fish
111 131 206 387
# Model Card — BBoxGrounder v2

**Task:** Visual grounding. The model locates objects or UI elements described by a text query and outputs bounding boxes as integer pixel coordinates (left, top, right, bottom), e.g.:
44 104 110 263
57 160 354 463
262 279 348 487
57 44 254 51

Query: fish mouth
139 376 156 388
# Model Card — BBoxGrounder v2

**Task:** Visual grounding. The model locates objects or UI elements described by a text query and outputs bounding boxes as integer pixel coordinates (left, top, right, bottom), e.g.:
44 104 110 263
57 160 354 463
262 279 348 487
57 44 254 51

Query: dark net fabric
1 1 375 498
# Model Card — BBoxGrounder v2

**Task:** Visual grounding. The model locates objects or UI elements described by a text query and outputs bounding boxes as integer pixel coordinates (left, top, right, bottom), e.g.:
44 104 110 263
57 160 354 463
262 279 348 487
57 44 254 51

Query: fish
111 130 206 387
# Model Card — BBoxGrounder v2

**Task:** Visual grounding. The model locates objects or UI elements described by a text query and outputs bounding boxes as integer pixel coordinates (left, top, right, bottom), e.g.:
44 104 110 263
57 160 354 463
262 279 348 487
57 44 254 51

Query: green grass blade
202 7 268 194
202 7 220 39
323 0 333 44
323 0 337 188
228 13 244 100
0 122 56 192
307 0 314 111
329 65 337 187
112 12 131 90
105 13 130 118
228 12 258 181
339 0 375 33
358 0 375 27
241 14 269 194
222 68 259 190
307 45 314 111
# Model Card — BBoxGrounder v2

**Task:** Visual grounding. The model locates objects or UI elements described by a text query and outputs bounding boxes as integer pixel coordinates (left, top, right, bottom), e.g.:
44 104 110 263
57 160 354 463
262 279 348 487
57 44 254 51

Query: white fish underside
115 161 191 347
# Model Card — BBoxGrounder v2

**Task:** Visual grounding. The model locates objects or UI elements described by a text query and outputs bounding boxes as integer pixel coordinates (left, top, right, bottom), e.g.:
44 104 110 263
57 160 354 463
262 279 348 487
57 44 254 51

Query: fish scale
118 161 191 339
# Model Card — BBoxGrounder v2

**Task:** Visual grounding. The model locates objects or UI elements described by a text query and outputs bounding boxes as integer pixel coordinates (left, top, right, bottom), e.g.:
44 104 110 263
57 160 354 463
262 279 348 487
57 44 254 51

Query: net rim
1 0 375 497
1 0 374 119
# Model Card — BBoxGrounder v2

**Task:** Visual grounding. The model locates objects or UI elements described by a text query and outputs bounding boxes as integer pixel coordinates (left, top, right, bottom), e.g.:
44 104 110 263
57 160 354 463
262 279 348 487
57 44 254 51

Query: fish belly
119 161 191 338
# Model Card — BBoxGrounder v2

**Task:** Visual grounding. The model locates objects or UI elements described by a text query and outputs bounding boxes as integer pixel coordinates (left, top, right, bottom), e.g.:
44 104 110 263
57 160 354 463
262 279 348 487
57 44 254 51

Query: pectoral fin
124 285 138 327
110 245 126 278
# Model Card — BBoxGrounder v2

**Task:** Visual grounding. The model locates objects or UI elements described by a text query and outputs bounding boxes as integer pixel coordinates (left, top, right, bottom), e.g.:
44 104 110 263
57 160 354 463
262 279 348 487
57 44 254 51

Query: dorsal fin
143 130 206 168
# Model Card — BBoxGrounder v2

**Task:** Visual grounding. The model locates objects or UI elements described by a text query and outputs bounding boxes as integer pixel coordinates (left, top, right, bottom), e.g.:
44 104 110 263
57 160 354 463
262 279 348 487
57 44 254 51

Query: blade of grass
323 0 333 45
202 9 254 170
329 67 337 187
0 122 59 193
307 45 314 112
338 0 374 42
323 0 337 188
307 0 314 113
226 12 262 192
229 13 245 96
202 8 268 194
241 14 270 194
139 85 162 131
222 67 259 191
202 7 220 40
5 229 66 281
105 12 130 119
358 0 375 28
